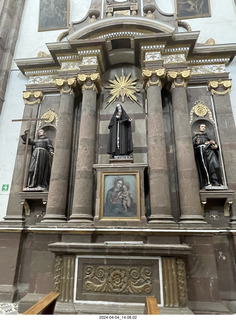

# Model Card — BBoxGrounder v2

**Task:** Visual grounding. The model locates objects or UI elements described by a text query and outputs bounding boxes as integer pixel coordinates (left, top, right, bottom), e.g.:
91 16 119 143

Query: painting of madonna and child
101 174 140 220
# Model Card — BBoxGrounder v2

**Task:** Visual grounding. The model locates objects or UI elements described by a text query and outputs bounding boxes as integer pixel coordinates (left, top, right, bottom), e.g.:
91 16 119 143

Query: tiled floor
0 303 19 315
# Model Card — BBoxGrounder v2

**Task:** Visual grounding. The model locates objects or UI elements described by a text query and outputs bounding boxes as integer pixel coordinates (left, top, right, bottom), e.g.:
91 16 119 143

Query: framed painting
100 172 140 220
38 0 69 31
175 0 211 19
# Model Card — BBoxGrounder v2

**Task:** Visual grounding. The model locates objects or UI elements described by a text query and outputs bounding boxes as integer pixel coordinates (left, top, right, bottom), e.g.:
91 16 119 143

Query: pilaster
42 78 77 222
142 68 175 224
69 73 102 224
168 70 206 224
208 80 236 226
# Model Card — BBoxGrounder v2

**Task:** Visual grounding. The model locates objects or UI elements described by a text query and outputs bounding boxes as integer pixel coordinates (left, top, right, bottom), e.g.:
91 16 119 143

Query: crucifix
12 109 48 191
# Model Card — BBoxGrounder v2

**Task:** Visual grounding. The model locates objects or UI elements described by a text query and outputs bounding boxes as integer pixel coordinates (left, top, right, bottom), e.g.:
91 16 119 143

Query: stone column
42 78 76 222
208 80 236 226
168 70 205 223
142 69 175 224
4 91 43 223
69 73 101 223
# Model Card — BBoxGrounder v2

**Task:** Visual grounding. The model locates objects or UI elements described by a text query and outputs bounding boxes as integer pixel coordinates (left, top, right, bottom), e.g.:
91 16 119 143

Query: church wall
1 0 235 220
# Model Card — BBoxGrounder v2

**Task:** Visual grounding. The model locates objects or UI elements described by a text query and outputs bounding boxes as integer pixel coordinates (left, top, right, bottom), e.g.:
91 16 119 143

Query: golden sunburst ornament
106 69 140 107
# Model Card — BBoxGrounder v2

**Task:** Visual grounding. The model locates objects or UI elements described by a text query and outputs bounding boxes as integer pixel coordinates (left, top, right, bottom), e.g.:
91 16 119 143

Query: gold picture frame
175 0 211 20
100 172 140 221
38 0 70 32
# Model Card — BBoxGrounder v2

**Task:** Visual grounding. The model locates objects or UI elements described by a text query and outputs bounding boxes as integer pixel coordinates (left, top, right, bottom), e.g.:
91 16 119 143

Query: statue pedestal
93 163 147 227
19 191 48 224
109 155 133 164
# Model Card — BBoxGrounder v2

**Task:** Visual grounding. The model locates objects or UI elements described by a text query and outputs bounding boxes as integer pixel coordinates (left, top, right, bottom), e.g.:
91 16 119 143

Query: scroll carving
142 68 166 90
77 73 102 93
208 80 232 95
55 78 76 94
23 91 43 105
53 255 63 293
176 259 187 307
84 265 152 294
167 70 191 90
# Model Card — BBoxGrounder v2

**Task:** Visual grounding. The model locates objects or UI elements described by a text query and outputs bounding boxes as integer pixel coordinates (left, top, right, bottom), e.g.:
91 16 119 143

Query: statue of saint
192 123 222 188
107 104 133 157
21 128 54 191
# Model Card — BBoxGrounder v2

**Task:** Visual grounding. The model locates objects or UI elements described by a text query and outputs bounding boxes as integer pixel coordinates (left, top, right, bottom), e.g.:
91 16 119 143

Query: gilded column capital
208 80 232 95
77 73 102 93
55 77 77 94
167 70 191 90
142 68 166 90
23 91 43 105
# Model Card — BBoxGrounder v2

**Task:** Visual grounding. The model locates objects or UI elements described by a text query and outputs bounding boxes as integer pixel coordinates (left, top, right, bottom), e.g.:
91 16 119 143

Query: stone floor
0 303 19 315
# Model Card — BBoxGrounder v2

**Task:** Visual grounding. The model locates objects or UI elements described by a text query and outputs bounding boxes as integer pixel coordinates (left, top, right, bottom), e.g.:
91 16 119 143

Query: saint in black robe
107 105 133 156
193 132 222 188
22 133 54 190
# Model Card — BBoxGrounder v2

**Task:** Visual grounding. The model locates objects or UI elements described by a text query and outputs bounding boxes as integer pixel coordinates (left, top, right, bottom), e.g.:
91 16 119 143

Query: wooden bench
145 296 160 315
22 291 60 315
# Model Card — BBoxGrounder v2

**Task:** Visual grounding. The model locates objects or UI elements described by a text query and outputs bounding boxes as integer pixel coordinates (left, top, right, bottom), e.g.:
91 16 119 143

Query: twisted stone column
43 78 76 222
143 69 175 224
208 80 236 226
69 73 101 223
168 70 205 223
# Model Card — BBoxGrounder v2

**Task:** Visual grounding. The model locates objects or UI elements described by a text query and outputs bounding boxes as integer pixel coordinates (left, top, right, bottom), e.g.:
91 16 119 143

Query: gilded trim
142 68 165 89
208 80 232 95
167 70 191 90
55 77 76 94
190 101 214 124
23 91 43 105
77 73 102 93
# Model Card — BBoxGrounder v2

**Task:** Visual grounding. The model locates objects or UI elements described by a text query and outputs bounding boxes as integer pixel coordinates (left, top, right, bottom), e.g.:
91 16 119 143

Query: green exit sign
2 184 9 191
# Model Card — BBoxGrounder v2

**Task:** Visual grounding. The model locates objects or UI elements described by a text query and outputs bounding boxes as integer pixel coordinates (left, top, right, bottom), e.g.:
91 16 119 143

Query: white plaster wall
0 71 26 219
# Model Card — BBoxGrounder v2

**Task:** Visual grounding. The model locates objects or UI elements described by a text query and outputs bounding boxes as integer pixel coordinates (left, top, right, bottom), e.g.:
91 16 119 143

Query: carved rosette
84 265 152 294
208 80 232 95
23 91 43 105
189 101 214 124
53 255 63 293
55 77 77 94
142 68 166 90
167 70 191 90
77 73 102 93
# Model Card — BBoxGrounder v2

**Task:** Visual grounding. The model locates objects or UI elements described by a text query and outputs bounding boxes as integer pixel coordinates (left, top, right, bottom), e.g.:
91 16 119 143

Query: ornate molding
39 109 59 127
208 80 232 95
176 259 187 307
142 68 166 89
77 73 102 93
167 70 191 90
84 265 152 294
23 91 43 105
53 255 63 293
190 101 214 124
55 78 77 94
178 20 192 32
164 54 186 64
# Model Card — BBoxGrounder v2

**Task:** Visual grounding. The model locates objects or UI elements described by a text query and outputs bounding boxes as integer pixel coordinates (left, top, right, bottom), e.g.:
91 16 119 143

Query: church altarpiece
1 0 236 315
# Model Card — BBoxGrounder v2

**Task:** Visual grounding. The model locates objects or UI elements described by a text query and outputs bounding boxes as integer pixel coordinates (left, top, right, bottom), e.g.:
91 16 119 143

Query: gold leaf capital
208 80 232 95
23 91 43 105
